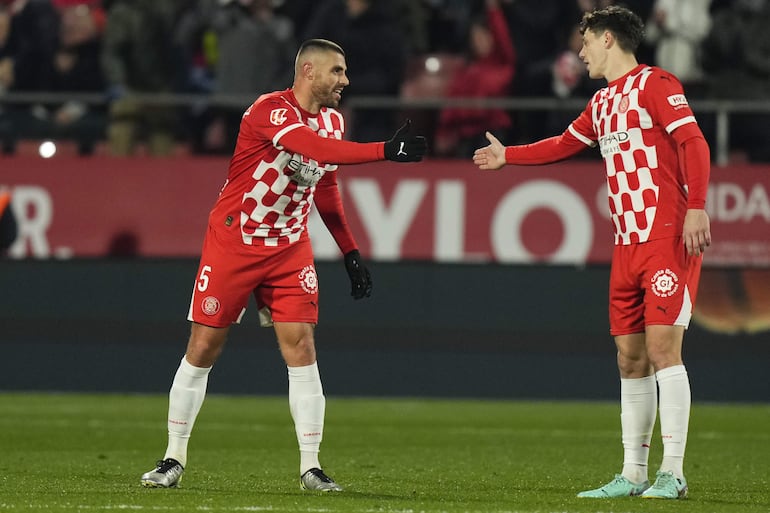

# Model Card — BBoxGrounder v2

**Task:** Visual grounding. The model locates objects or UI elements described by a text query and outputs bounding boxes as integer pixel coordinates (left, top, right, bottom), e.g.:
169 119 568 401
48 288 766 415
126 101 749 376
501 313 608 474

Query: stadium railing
1 91 768 166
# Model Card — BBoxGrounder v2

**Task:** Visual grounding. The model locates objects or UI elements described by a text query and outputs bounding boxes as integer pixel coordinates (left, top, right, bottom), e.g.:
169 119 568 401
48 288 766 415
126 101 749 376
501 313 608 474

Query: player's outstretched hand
384 119 427 162
344 250 372 300
473 132 506 170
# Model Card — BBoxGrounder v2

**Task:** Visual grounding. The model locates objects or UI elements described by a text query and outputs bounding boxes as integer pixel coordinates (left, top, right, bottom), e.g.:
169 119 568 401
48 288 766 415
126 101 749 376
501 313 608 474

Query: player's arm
473 104 595 170
672 123 711 256
314 172 372 299
279 124 382 162
314 172 357 254
646 69 711 256
277 120 427 164
473 129 591 170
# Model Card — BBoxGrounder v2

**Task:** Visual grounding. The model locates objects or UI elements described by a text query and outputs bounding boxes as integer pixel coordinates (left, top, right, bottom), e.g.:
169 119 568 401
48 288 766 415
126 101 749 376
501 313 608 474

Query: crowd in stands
0 0 768 160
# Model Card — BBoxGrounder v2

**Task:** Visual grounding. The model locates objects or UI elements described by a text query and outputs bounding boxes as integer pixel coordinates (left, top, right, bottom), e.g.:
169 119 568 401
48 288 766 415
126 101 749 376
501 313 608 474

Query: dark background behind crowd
0 0 767 161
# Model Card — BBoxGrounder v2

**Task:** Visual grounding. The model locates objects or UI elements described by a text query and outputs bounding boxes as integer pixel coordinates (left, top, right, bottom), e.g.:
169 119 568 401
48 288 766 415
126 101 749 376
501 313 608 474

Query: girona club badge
201 296 221 316
650 269 679 298
618 96 630 114
298 265 318 294
270 108 288 126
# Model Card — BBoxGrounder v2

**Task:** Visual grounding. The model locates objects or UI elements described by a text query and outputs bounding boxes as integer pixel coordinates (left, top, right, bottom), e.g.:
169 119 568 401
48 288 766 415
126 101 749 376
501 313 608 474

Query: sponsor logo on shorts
201 296 221 315
651 268 679 298
299 265 318 294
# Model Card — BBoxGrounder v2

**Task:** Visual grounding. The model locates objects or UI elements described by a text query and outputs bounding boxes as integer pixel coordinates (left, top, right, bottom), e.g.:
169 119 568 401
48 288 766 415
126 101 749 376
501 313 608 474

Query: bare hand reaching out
472 132 507 170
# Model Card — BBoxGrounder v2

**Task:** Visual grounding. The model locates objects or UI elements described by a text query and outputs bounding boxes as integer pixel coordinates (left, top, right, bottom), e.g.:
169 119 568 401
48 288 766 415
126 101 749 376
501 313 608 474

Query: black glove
383 119 427 162
344 250 372 300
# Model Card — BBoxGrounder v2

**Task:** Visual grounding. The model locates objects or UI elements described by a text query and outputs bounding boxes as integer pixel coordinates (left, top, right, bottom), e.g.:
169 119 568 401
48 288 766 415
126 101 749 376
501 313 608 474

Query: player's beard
313 83 340 109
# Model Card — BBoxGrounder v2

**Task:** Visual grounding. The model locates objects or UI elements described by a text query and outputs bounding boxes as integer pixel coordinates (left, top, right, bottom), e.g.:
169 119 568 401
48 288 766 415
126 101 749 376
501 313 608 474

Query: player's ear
302 61 314 80
603 31 613 48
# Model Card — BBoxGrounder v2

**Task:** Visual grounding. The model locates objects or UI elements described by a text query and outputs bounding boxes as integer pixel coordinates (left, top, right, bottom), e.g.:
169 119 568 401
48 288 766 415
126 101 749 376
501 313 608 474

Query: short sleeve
240 96 305 149
641 69 697 134
566 98 598 147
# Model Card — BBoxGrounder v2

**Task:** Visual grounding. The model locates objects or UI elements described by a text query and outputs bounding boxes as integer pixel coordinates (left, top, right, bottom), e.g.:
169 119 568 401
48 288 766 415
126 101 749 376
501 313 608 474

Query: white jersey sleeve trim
272 122 305 148
666 116 696 134
568 124 596 147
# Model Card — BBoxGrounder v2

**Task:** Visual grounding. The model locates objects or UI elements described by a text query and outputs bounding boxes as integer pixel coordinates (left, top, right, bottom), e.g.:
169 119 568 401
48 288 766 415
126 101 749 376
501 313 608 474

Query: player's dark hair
579 6 644 54
298 39 345 58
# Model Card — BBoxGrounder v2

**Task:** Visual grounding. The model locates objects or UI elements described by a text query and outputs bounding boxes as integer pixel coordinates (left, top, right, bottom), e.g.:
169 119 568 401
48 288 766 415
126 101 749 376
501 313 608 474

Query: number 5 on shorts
197 265 212 292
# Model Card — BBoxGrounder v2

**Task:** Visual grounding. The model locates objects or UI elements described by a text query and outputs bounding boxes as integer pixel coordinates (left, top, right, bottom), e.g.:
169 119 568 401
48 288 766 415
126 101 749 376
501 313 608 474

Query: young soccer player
474 6 710 499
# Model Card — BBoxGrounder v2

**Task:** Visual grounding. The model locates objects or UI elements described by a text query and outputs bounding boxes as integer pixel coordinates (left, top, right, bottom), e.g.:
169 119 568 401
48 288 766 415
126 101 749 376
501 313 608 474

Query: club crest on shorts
201 296 221 315
651 268 679 297
298 265 318 294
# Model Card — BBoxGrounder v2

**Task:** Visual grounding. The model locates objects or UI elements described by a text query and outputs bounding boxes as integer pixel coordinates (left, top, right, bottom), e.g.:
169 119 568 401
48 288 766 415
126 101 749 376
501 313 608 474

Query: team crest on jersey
201 296 221 315
650 269 679 298
270 108 288 126
618 96 630 113
298 265 318 294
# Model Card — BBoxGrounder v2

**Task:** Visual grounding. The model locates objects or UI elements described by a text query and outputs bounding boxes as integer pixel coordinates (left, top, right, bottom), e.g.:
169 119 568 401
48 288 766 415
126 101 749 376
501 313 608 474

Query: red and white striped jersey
568 64 697 245
209 89 345 246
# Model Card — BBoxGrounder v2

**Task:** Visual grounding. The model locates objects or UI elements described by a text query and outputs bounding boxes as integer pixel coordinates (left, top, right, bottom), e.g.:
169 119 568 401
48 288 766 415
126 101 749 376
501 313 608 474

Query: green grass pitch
0 393 767 513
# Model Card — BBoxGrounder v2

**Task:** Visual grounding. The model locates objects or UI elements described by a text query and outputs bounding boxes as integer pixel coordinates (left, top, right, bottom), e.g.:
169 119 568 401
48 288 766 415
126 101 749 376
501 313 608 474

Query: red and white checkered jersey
209 89 345 246
568 64 697 245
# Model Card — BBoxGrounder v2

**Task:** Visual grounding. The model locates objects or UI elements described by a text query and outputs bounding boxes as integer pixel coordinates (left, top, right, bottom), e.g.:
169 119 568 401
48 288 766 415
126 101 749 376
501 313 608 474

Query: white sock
163 356 211 467
656 364 690 479
620 375 657 484
288 362 325 474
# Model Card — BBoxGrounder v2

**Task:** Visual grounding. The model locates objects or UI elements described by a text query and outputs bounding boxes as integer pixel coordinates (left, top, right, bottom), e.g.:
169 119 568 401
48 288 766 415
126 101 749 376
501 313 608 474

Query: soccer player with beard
140 38 426 491
473 6 710 500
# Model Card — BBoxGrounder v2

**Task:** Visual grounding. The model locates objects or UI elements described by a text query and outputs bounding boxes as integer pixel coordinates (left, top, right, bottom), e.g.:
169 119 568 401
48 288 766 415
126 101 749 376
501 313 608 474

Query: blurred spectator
0 186 17 254
173 0 217 95
619 0 655 22
212 0 290 99
0 0 59 154
701 0 770 161
505 0 580 142
645 0 711 97
506 0 577 96
101 0 180 156
273 0 318 39
433 0 515 158
551 25 591 100
547 23 603 139
5 1 107 155
0 0 59 91
0 4 12 152
303 0 407 142
51 1 106 154
422 0 479 53
212 0 295 100
186 0 296 154
390 0 430 55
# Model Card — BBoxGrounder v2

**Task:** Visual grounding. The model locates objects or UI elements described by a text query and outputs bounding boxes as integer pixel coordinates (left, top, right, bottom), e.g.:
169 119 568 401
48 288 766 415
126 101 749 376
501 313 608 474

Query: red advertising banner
2 156 769 266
